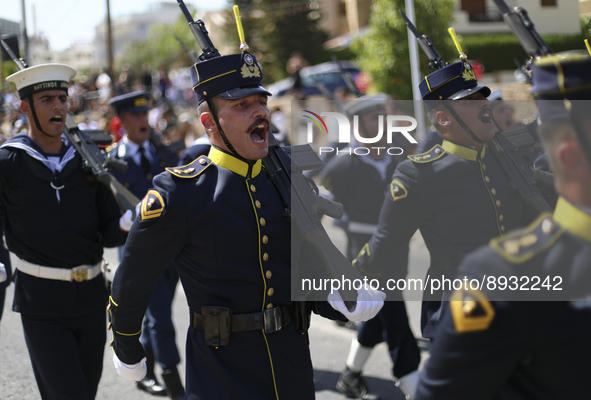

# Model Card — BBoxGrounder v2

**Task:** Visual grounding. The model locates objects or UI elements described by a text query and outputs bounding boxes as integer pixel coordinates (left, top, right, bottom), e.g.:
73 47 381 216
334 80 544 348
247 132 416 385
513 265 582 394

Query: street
0 218 430 400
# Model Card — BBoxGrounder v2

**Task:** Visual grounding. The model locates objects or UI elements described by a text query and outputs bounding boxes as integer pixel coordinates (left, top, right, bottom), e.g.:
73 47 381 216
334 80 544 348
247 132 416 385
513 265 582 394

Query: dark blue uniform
354 140 532 339
108 138 182 374
110 146 345 400
0 220 12 322
416 197 591 399
321 147 420 379
0 132 126 399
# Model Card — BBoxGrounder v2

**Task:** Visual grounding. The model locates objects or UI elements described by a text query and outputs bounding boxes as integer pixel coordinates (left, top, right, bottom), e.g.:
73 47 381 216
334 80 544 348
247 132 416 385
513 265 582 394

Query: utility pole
404 0 426 140
106 0 114 79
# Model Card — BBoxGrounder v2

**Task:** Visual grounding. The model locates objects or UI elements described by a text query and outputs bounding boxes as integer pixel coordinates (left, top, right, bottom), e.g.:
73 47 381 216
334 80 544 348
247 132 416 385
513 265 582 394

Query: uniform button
496 200 501 207
491 188 496 195
266 270 272 279
199 158 207 165
260 217 266 226
266 303 273 309
499 214 504 221
482 164 486 170
250 184 256 192
501 225 506 232
255 200 261 209
485 176 490 183
267 288 274 296
435 148 442 154
263 253 269 261
262 235 268 244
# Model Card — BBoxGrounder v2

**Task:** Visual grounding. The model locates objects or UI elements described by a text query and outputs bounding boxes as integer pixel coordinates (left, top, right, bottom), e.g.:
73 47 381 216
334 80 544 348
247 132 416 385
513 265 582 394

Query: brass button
250 184 256 192
263 253 269 261
482 164 486 170
501 225 506 232
266 303 273 309
542 219 553 234
485 176 490 183
199 158 207 165
255 200 261 209
260 217 266 226
435 148 442 154
491 188 496 195
107 322 112 331
267 288 274 296
496 200 501 207
109 340 114 347
499 214 504 221
262 235 268 244
266 270 272 279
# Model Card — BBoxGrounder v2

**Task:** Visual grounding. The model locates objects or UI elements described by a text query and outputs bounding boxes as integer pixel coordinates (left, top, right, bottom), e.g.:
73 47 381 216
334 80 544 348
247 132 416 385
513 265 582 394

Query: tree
226 0 330 83
352 0 456 100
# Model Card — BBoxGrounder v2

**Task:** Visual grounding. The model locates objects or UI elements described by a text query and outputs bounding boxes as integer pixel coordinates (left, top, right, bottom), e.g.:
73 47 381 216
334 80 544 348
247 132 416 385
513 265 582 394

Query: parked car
266 60 361 98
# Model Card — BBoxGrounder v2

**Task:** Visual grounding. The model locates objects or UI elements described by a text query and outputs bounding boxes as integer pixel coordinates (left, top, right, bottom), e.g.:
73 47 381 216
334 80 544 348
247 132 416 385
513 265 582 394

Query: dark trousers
357 300 421 378
21 308 106 400
0 286 5 322
140 263 181 370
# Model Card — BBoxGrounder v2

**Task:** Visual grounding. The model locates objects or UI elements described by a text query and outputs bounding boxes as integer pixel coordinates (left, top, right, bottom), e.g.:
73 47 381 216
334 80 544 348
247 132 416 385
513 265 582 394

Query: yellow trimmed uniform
354 140 535 338
415 197 591 399
109 146 345 400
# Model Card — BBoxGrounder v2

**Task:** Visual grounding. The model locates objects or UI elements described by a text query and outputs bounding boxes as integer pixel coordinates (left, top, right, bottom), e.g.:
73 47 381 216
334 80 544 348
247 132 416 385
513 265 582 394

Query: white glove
112 353 147 381
328 284 386 322
0 262 6 283
119 209 134 232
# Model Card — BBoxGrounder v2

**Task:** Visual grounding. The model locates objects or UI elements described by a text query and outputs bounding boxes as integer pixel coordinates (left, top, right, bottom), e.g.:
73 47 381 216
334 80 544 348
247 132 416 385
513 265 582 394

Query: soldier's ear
200 112 218 134
435 110 451 127
557 139 588 176
20 98 31 116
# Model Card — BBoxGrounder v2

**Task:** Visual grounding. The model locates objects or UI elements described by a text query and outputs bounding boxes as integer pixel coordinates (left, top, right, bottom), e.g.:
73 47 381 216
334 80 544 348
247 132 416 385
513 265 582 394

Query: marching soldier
321 94 420 400
1 64 130 399
353 60 536 348
108 49 385 399
414 53 591 400
108 91 184 399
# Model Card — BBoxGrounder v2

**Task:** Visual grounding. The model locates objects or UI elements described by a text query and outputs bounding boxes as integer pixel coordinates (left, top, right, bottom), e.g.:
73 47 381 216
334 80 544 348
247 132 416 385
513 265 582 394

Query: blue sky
0 0 229 51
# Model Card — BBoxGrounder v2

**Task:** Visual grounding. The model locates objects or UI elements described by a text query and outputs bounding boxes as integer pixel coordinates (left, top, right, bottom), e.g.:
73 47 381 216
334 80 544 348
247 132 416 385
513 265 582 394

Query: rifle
492 0 553 58
1 38 141 217
399 10 448 70
173 33 199 64
178 0 360 309
149 129 185 168
399 11 553 215
330 55 363 98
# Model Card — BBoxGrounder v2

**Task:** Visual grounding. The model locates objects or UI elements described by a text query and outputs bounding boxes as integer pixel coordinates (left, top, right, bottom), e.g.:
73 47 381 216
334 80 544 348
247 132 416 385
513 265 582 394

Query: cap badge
134 97 148 107
461 63 476 81
241 54 261 79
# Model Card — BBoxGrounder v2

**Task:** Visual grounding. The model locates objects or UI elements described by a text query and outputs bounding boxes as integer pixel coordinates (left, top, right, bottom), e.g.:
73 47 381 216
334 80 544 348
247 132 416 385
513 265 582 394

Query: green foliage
117 16 198 76
226 0 330 84
460 33 591 72
352 0 455 100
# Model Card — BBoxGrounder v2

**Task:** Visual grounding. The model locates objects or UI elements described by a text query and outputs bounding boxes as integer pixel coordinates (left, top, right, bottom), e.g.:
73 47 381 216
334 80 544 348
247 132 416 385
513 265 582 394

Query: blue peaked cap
190 51 271 104
109 91 152 114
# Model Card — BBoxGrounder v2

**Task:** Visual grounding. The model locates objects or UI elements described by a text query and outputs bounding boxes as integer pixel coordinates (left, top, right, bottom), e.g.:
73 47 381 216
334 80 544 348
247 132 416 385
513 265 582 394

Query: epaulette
166 156 212 178
450 286 495 333
407 144 446 163
490 212 564 264
105 141 118 153
140 190 165 220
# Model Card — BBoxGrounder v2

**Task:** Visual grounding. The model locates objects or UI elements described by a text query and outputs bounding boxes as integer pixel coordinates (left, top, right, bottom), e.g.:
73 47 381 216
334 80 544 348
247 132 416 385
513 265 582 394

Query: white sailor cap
6 63 77 99
343 93 389 116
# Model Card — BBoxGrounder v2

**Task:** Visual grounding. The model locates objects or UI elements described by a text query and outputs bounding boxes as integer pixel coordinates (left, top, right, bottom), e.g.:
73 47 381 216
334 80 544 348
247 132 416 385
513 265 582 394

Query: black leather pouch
202 306 232 347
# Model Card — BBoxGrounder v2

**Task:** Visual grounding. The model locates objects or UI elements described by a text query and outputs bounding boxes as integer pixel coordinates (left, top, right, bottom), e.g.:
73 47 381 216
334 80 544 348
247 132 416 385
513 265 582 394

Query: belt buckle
263 307 283 333
72 267 88 282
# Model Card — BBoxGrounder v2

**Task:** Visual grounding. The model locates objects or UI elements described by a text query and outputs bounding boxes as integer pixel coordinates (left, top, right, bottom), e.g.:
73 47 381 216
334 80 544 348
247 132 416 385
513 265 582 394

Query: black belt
190 306 292 335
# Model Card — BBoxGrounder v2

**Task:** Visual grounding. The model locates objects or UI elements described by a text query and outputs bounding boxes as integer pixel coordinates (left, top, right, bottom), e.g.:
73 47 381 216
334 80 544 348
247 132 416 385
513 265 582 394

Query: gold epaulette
450 286 495 333
166 156 212 178
407 144 446 163
490 213 564 264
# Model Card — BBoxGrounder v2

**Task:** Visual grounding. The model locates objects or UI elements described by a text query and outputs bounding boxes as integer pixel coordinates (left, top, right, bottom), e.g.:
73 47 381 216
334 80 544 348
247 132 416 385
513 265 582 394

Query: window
541 0 556 7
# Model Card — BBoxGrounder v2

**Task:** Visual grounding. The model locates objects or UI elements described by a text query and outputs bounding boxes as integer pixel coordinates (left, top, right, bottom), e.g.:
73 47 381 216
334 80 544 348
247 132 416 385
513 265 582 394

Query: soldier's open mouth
250 124 268 143
480 109 492 124
49 115 64 125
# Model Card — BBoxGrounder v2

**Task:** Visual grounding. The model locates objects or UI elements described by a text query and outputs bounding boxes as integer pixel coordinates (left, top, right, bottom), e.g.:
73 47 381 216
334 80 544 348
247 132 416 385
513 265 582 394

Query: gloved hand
328 284 385 322
119 209 134 232
0 262 6 283
112 353 147 381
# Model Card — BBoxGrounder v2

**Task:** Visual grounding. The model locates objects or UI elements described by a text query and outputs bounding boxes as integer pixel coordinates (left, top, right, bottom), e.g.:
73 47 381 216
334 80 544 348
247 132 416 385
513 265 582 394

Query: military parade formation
1 0 591 399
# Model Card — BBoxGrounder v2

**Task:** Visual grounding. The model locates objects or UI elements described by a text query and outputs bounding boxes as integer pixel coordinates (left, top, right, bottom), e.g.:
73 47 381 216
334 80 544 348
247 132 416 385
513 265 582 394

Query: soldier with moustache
353 60 538 353
414 53 591 400
107 92 184 399
108 49 385 399
321 94 421 400
1 64 131 399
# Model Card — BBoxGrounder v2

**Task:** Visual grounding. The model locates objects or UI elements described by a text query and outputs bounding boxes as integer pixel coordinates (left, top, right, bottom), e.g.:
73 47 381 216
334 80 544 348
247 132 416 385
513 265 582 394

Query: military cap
109 91 152 114
530 54 591 122
343 93 388 116
419 61 490 110
6 63 76 99
190 51 271 104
